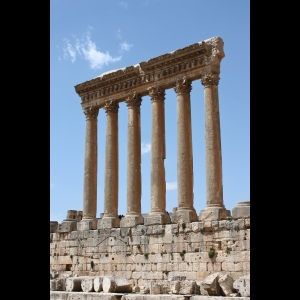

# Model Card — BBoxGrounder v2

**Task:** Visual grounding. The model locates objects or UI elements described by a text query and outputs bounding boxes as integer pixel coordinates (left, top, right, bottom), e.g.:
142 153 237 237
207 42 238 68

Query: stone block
50 221 58 233
120 215 144 228
98 217 120 229
232 201 250 219
218 273 234 296
77 219 97 231
57 221 77 233
199 207 231 221
233 274 250 297
201 272 223 296
170 210 198 224
144 213 170 226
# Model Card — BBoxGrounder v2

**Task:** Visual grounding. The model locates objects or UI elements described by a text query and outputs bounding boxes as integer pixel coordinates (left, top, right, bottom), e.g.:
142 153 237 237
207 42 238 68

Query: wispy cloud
141 142 151 154
50 182 54 189
166 182 177 190
63 39 77 63
117 29 133 53
120 1 128 9
120 41 132 52
63 28 122 69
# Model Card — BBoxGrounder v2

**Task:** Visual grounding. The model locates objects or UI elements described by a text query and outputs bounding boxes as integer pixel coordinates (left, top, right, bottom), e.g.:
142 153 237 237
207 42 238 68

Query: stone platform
50 292 250 300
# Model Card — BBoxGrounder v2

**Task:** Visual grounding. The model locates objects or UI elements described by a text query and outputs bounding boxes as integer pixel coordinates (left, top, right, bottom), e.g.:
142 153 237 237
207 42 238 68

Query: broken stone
201 272 223 296
233 274 250 297
50 278 66 291
218 273 235 296
94 276 104 292
81 276 95 292
139 286 150 294
102 276 132 293
65 276 87 292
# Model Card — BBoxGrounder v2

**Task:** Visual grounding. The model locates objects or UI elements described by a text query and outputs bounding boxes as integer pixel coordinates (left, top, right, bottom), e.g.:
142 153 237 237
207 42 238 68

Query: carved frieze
75 37 225 107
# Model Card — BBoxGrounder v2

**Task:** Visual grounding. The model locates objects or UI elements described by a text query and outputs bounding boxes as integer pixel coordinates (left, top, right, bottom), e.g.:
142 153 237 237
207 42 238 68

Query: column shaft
103 100 119 218
199 72 230 221
174 78 194 211
120 92 144 227
143 86 170 226
82 106 99 220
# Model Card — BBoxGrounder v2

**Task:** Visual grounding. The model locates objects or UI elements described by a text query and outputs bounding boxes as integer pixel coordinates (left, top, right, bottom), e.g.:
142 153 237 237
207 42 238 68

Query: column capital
173 77 192 95
147 85 165 102
83 106 99 120
200 72 220 87
125 91 142 108
104 99 119 115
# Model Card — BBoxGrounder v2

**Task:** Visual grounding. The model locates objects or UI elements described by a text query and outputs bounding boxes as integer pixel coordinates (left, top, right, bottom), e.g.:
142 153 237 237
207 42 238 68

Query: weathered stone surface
233 274 250 297
218 273 235 296
139 286 150 294
50 278 66 291
103 276 132 293
50 221 58 233
232 201 250 219
94 276 104 292
201 272 223 296
50 292 124 300
66 277 87 291
81 276 96 292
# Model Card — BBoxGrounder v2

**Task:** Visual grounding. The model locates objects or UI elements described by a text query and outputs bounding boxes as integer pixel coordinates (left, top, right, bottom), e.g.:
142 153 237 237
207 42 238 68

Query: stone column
99 99 120 228
173 77 197 223
199 72 230 221
79 106 99 230
144 85 170 225
120 92 144 227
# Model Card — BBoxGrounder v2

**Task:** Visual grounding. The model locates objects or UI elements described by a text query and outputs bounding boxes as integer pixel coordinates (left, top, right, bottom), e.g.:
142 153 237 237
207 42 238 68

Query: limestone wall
50 217 250 287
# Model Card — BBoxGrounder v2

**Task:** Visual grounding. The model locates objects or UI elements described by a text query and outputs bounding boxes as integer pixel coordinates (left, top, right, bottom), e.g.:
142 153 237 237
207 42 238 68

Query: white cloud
50 182 54 189
141 142 151 154
63 39 77 63
120 41 132 52
117 29 133 53
166 182 177 190
120 1 128 9
63 29 122 69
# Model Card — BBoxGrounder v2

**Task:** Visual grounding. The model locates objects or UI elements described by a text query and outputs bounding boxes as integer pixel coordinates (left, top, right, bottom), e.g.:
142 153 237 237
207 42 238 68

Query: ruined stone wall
50 217 250 287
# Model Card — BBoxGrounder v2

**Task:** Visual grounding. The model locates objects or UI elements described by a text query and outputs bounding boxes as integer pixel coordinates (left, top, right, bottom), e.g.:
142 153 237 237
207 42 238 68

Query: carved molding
75 37 225 106
200 73 220 87
148 85 165 102
174 77 192 95
83 106 99 120
104 99 119 115
125 91 142 108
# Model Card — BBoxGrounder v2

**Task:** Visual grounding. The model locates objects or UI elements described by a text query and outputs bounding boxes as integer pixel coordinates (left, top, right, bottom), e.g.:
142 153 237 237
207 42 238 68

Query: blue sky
50 0 250 223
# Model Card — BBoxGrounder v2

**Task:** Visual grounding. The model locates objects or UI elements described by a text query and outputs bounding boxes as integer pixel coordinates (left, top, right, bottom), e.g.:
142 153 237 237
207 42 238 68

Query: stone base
170 209 198 223
232 201 250 219
120 214 144 228
77 218 97 231
144 212 171 225
50 221 58 233
98 216 120 229
199 206 231 221
57 220 77 233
